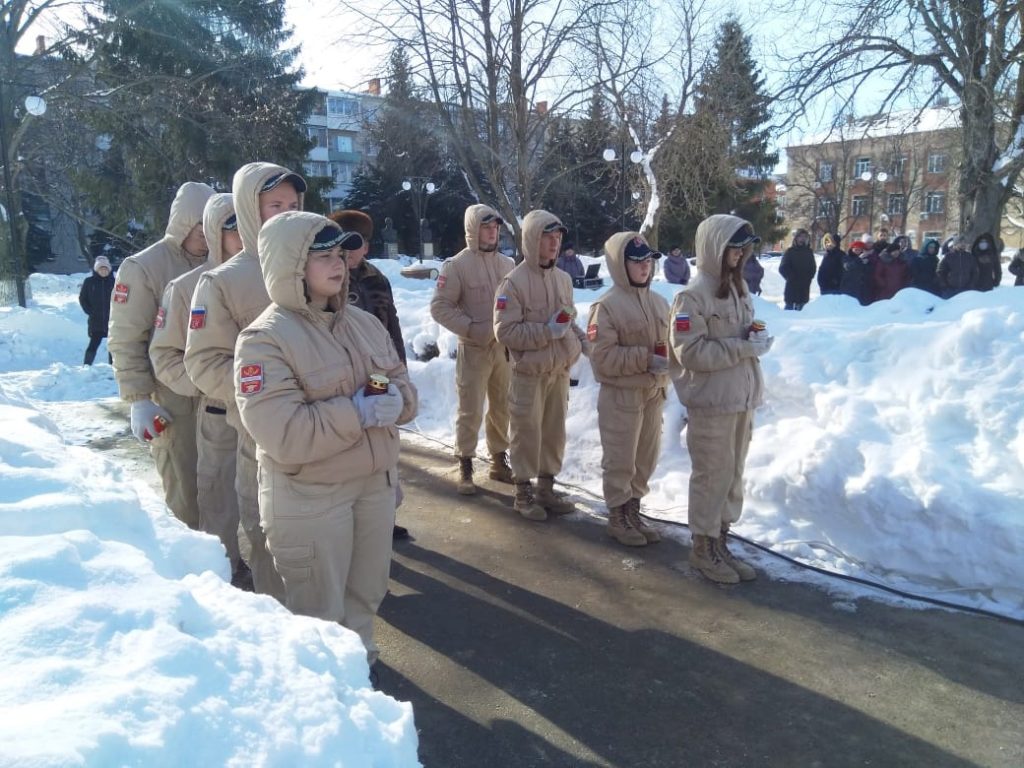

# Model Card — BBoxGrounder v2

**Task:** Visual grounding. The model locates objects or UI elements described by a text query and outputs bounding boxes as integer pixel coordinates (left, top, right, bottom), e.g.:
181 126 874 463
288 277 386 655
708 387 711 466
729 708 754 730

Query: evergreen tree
71 0 318 246
693 17 783 243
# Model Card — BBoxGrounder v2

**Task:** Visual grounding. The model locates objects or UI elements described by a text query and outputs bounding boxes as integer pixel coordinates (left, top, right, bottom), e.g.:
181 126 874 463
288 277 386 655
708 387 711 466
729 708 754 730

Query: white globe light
860 171 872 182
877 172 889 182
602 148 616 162
425 182 436 193
402 180 412 191
630 150 644 164
24 96 46 116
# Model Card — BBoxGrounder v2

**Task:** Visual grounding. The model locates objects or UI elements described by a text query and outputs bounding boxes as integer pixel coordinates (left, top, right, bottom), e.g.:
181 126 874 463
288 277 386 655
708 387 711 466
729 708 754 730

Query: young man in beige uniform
493 209 585 520
184 163 305 601
150 193 248 585
235 212 417 669
587 233 670 547
108 181 215 530
430 204 515 494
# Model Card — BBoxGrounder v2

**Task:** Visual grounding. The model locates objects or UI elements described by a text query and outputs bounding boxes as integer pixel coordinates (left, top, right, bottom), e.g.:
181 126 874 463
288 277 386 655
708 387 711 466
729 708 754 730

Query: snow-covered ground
1 256 1022 764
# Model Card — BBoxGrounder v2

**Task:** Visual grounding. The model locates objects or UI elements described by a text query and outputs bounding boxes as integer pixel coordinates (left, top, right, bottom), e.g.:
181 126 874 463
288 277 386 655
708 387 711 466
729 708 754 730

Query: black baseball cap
727 224 761 248
542 220 569 235
261 171 308 194
480 212 505 226
310 224 364 251
624 237 662 261
222 214 238 231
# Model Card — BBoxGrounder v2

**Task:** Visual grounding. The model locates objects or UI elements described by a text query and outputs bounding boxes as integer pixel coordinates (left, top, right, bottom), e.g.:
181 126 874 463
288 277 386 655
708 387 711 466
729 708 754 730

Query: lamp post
860 169 888 236
401 177 435 262
603 145 643 229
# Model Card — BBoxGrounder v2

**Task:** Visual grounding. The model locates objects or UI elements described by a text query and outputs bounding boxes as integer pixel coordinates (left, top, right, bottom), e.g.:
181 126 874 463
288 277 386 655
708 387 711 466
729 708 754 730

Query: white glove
547 311 570 339
647 353 669 374
353 389 379 428
750 329 769 342
374 384 404 427
130 398 172 443
748 336 774 357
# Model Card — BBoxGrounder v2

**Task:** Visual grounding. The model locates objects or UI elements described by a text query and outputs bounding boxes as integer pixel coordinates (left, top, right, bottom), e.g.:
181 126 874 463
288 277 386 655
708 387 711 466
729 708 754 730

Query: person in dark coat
873 242 910 301
910 239 942 295
743 249 764 295
839 240 872 306
938 235 978 298
78 255 115 365
817 232 844 295
662 245 692 285
971 232 1002 291
555 242 585 280
894 235 917 266
779 228 816 309
1008 249 1024 286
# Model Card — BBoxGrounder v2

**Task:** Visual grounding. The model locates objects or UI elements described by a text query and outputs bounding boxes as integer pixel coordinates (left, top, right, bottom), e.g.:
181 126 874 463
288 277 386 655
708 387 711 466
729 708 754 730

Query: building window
852 195 868 216
331 162 355 184
887 194 906 215
818 162 833 182
925 191 945 213
303 161 329 177
891 155 907 176
331 134 353 153
923 231 943 241
327 96 360 117
927 153 947 174
306 126 327 148
854 157 871 176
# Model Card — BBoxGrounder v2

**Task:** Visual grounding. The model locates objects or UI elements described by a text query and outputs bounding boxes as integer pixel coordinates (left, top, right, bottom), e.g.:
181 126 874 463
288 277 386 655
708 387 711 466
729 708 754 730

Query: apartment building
302 82 384 212
784 106 961 248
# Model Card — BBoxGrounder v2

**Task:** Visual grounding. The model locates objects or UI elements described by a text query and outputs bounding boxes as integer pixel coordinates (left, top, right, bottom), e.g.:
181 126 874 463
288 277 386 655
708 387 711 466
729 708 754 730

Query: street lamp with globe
860 169 888 237
603 146 644 228
402 178 436 261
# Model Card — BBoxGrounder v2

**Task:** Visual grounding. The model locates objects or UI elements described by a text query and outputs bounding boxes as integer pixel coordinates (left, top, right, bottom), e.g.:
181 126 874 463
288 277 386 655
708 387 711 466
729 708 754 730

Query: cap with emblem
542 220 569 235
480 212 505 226
261 171 308 194
624 237 662 261
727 224 761 248
310 223 364 252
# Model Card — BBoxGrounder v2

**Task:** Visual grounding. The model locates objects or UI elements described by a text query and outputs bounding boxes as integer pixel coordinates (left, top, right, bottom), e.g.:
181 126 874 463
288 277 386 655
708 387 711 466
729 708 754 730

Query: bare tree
772 0 1024 240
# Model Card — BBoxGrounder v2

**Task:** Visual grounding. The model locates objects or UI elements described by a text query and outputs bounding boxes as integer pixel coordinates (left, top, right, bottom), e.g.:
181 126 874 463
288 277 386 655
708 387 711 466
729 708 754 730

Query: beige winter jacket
430 204 514 346
184 163 303 429
107 181 215 401
588 232 671 389
150 193 237 399
669 214 764 414
493 210 583 375
234 211 418 485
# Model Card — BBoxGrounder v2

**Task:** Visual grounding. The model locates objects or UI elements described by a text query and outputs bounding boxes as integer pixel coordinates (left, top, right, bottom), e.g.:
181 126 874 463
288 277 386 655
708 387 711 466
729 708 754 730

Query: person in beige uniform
184 163 305 601
430 204 515 494
150 193 248 585
587 233 670 547
493 209 584 521
108 181 215 530
235 212 418 669
669 214 772 584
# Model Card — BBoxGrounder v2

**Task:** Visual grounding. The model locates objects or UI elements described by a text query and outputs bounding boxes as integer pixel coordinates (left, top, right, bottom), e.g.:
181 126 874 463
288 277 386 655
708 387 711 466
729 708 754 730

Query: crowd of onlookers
659 227 1024 306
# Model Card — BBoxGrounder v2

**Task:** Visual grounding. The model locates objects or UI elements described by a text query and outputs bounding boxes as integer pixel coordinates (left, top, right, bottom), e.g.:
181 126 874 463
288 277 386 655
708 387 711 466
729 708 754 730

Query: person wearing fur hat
234 212 417 673
839 240 873 305
79 254 115 365
910 239 942 295
108 181 216 531
587 233 669 547
817 232 844 295
779 228 816 309
971 232 1002 291
150 194 250 588
669 214 769 584
872 241 910 301
494 209 585 520
937 235 978 298
431 204 516 495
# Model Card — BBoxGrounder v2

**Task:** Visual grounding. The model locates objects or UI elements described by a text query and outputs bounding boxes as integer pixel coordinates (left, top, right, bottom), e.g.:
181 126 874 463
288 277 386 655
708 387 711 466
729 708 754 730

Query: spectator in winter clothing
817 232 844 295
663 246 692 285
779 228 816 309
555 243 585 280
79 255 115 365
1008 249 1024 286
840 240 873 305
494 210 585 521
971 232 1002 291
910 239 942 295
234 212 417 671
329 210 407 363
938 236 978 298
743 250 764 295
669 215 767 584
873 242 910 301
894 235 917 266
587 233 669 548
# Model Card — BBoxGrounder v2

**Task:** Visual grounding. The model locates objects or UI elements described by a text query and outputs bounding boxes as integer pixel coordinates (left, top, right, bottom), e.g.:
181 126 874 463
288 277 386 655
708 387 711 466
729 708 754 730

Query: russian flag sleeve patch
675 313 690 333
189 307 207 330
495 294 507 311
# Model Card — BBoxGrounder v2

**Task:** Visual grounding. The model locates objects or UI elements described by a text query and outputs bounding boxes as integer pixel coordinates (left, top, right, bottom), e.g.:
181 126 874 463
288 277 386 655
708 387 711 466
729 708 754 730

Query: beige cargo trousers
508 370 569 481
237 430 286 600
598 385 666 509
195 397 240 569
685 409 754 537
149 383 200 530
455 340 510 458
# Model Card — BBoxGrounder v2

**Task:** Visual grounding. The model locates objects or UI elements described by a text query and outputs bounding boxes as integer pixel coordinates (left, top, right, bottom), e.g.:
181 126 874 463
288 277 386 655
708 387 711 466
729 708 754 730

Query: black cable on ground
399 426 1024 628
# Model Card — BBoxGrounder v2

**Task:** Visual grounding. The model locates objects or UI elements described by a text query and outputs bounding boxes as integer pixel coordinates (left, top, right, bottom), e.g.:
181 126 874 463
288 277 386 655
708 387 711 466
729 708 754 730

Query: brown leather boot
624 498 661 543
607 503 647 547
488 451 514 483
717 524 756 581
457 456 476 495
689 534 739 584
513 480 547 521
535 475 575 515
